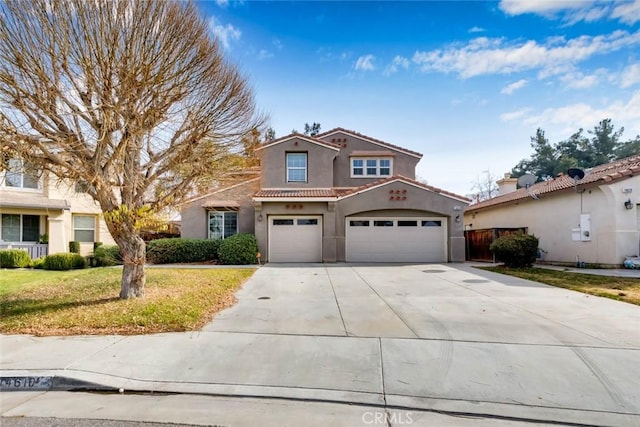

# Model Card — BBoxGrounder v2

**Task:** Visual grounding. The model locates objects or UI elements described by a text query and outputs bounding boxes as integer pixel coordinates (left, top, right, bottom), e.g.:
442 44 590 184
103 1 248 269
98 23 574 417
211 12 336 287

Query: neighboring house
252 128 470 263
464 155 640 267
0 159 115 258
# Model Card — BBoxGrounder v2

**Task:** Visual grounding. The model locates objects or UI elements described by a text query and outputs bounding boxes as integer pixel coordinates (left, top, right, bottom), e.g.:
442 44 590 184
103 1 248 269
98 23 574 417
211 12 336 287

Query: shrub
93 241 103 251
0 249 31 268
69 241 80 254
490 233 539 268
146 238 220 264
218 233 258 265
92 245 122 266
31 257 45 269
43 253 87 271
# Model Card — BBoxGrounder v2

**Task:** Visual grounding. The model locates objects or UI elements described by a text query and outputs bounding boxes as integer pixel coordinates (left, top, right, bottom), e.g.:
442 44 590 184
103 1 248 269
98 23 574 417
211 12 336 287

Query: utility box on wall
571 214 592 242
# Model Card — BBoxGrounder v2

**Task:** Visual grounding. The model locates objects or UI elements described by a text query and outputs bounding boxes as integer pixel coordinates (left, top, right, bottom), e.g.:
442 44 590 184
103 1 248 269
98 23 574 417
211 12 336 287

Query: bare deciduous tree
0 0 264 298
469 169 499 202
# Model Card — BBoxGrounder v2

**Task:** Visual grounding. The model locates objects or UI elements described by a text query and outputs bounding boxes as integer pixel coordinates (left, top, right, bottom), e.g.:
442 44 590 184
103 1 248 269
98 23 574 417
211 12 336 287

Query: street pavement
2 264 640 426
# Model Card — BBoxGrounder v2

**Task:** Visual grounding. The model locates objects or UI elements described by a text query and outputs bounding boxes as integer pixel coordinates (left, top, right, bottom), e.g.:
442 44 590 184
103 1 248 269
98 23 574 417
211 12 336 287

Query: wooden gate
465 228 527 262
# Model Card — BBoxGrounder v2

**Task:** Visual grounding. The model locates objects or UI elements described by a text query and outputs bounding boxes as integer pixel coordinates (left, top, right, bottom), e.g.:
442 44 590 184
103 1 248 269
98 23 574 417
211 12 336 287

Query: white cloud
620 63 640 88
208 16 241 50
468 26 486 33
500 107 532 121
273 38 283 50
499 0 640 25
355 54 376 71
215 0 229 7
501 79 528 94
258 49 273 60
558 69 604 89
383 55 410 76
514 90 640 136
611 0 640 24
412 30 640 79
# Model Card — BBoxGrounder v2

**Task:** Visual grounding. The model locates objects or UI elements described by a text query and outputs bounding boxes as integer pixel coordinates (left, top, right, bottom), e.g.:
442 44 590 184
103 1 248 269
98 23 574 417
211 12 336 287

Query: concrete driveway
3 264 640 426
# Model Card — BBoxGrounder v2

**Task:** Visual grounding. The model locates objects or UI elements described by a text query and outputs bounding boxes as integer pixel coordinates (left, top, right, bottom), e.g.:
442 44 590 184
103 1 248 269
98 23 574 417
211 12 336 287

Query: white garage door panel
346 217 446 263
269 216 322 262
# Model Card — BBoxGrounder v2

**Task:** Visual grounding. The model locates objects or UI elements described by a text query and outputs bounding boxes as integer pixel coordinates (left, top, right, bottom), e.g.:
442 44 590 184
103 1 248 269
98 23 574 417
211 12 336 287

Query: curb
1 375 116 392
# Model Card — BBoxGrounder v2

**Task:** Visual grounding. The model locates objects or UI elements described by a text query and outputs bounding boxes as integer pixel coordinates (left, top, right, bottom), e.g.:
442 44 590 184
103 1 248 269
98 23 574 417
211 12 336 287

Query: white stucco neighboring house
464 155 640 267
0 160 115 258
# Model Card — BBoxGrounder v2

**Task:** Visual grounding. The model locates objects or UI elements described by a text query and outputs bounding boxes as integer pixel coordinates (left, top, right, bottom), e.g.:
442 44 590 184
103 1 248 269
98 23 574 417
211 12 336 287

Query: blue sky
196 0 640 196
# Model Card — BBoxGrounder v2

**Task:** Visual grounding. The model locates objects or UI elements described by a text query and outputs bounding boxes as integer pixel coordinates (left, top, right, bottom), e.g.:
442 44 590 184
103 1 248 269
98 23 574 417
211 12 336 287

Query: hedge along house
252 128 471 263
0 160 115 258
464 155 640 267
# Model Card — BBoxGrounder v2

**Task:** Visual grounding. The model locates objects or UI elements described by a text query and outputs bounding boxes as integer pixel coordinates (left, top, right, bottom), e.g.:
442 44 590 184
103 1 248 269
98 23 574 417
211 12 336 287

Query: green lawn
479 266 640 305
0 267 255 336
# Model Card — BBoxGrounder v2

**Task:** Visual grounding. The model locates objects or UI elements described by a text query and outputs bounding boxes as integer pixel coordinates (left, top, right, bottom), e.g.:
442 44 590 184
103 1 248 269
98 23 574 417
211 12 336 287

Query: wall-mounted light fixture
258 213 263 222
455 214 461 223
624 199 633 210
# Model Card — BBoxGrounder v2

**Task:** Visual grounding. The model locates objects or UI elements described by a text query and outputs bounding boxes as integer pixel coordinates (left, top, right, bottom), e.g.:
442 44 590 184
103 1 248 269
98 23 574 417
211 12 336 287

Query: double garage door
268 215 447 263
346 217 447 263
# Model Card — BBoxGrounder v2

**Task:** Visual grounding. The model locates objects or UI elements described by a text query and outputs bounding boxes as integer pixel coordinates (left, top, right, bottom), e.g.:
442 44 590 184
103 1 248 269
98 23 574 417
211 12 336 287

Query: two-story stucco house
0 159 115 258
183 128 470 263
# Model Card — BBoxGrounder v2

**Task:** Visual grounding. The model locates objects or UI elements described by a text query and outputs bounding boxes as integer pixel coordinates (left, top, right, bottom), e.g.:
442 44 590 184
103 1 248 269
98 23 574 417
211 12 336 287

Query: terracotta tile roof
350 150 396 157
317 127 423 158
201 200 240 209
338 175 472 202
256 133 342 151
253 188 338 198
470 155 640 211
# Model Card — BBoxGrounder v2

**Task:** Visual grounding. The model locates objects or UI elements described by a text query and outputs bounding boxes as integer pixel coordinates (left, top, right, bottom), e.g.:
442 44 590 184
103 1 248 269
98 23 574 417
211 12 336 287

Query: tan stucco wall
464 176 640 266
259 138 337 189
180 179 259 239
318 131 420 187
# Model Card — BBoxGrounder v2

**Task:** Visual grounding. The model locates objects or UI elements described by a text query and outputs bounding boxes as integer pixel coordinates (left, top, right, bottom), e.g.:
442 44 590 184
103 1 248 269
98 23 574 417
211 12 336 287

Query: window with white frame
1 214 40 242
286 152 307 182
351 158 392 177
1 159 40 189
73 215 96 242
208 211 238 240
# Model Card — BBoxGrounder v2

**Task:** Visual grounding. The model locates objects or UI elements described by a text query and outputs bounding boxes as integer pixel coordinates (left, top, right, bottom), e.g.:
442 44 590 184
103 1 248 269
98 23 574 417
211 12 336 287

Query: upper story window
286 152 307 182
351 158 392 178
1 159 40 190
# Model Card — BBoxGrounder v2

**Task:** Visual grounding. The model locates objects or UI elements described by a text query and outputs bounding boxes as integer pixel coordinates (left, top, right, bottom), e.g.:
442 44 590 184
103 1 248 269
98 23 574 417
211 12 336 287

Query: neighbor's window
351 158 392 177
208 211 238 240
73 215 96 242
2 159 40 189
1 214 40 242
286 152 307 182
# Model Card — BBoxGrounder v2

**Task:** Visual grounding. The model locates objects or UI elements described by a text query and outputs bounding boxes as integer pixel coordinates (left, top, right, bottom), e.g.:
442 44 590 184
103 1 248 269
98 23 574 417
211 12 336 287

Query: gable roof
255 133 341 152
317 127 423 159
338 175 471 203
470 155 640 212
181 177 260 205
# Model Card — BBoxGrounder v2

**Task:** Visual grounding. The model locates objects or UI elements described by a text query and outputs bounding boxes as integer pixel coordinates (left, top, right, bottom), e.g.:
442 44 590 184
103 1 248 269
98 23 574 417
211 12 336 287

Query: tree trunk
118 234 146 299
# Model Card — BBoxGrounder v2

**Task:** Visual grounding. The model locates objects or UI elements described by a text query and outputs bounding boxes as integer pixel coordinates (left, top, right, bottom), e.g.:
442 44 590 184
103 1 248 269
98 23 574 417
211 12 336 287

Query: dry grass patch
480 266 640 305
0 268 255 336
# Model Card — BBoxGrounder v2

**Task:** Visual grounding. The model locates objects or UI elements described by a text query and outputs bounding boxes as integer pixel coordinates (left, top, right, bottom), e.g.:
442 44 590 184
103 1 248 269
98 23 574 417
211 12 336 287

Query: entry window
208 211 238 240
422 220 442 227
297 219 318 225
73 215 96 242
398 220 417 227
351 158 393 177
374 220 394 227
2 159 40 189
273 219 294 225
286 153 307 182
1 214 40 242
349 220 370 227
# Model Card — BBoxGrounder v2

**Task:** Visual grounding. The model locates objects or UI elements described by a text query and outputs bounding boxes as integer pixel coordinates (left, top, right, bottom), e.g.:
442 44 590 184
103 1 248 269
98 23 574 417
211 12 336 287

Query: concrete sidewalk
2 264 640 427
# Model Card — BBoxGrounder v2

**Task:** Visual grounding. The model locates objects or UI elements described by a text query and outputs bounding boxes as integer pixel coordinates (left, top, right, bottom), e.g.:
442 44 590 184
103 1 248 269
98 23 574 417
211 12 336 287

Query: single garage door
269 216 322 262
346 217 447 262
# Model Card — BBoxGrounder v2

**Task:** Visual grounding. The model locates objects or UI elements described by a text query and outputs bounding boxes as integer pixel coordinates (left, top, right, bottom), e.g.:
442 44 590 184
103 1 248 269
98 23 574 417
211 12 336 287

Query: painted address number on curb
0 376 52 390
